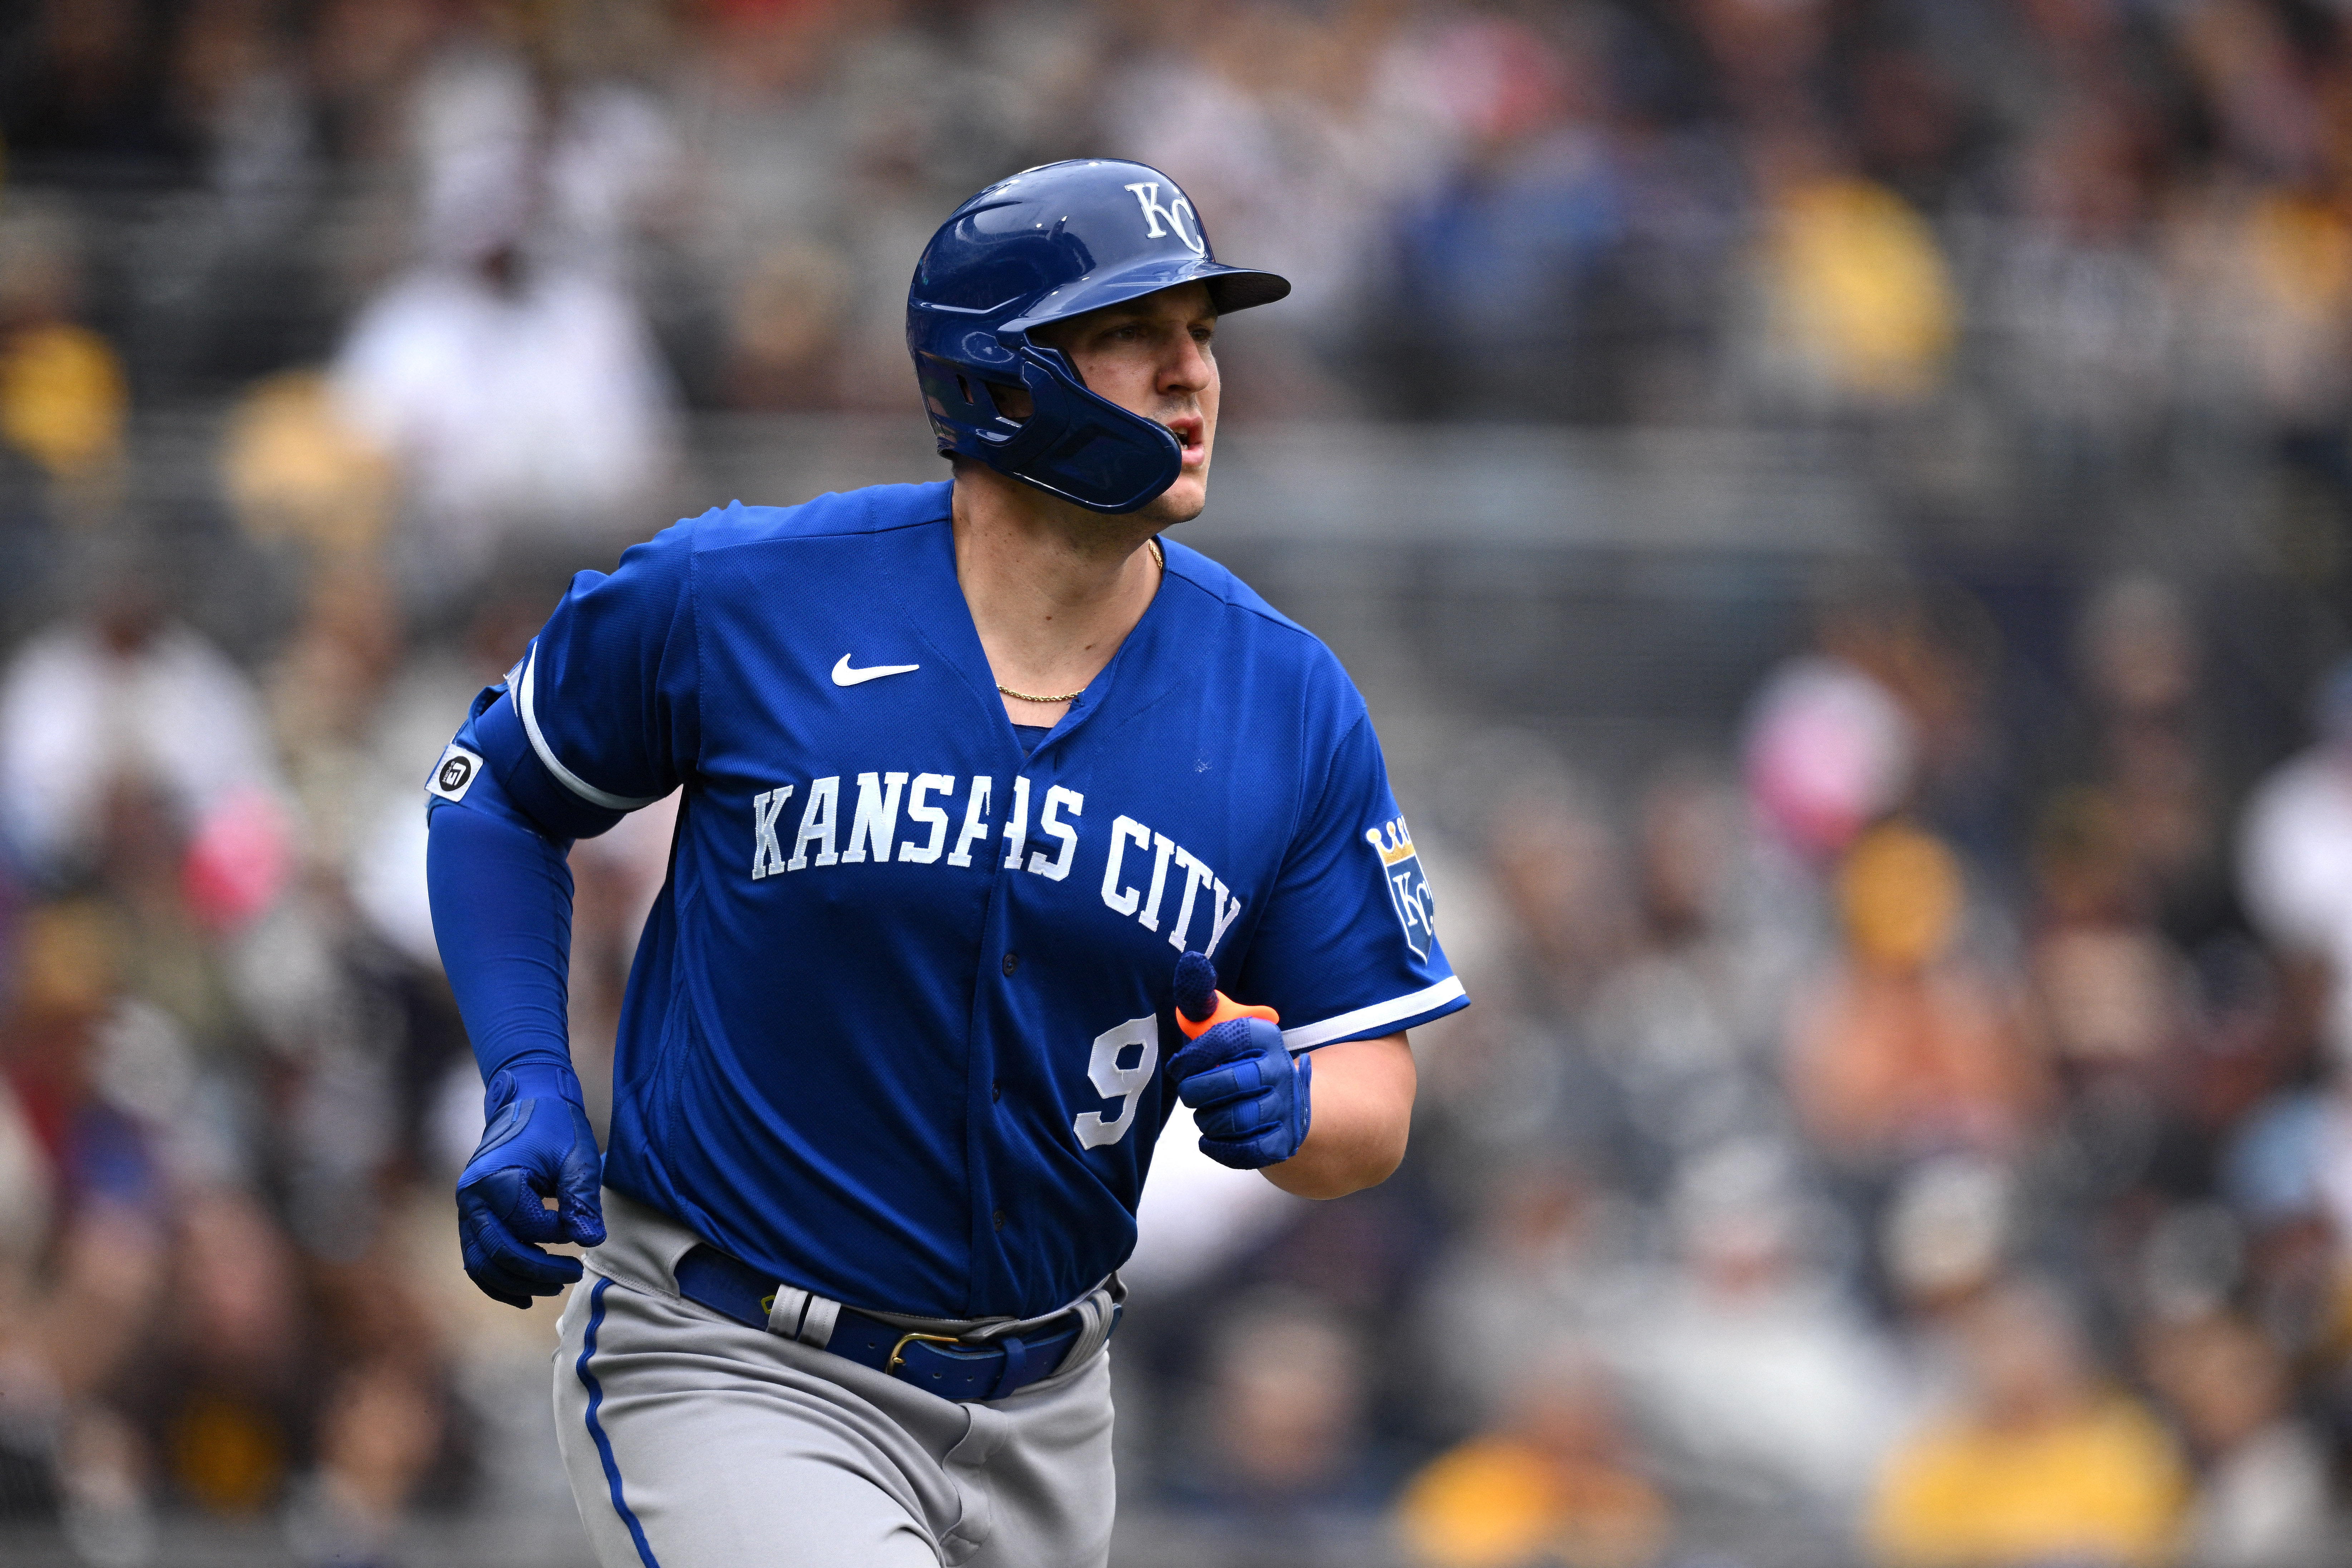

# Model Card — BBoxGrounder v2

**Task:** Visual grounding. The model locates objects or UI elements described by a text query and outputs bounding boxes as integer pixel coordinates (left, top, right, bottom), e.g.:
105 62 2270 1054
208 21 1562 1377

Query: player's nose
1159 335 1213 395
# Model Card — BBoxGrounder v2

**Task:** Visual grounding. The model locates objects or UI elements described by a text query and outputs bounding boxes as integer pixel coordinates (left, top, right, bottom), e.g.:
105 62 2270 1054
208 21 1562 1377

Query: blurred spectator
1483 773 1631 1014
0 547 288 918
2023 787 2196 1208
330 245 676 606
1372 14 1626 421
282 1361 446 1568
2240 658 2352 1064
1582 764 1806 1193
1786 823 2047 1171
1395 1342 1667 1568
718 239 854 411
2029 790 2182 1081
0 898 169 1546
1608 1139 1907 1517
2070 576 2235 950
2217 1087 2352 1364
1434 767 1629 1170
0 197 127 503
329 39 680 605
0 0 189 165
220 370 395 562
1412 1161 1641 1433
1878 1153 2017 1368
1742 653 1915 865
1172 1292 1385 1557
2142 1311 2332 1568
1867 1279 2188 1568
137 1187 307 1517
1746 139 1958 411
1975 86 2176 517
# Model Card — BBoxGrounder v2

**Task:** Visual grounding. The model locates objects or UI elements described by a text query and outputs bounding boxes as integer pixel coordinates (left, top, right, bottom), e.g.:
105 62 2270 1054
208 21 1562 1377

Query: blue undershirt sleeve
424 517 699 1094
427 760 578 1093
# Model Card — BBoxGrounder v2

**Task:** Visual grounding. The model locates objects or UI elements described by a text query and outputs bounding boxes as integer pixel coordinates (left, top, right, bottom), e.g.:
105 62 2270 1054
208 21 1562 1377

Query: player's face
1033 282 1221 525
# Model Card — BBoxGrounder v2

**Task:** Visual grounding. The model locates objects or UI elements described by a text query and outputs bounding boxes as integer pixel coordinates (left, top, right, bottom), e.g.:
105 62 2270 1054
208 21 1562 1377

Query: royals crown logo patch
1365 817 1435 961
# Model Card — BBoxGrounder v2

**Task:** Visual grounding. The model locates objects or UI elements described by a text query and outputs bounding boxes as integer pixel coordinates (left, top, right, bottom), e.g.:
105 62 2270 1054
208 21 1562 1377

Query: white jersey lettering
948 775 992 867
1101 815 1152 916
1028 786 1083 881
842 771 908 864
1001 776 1030 869
1167 847 1213 950
751 787 793 879
897 774 954 864
1138 833 1177 930
788 776 840 870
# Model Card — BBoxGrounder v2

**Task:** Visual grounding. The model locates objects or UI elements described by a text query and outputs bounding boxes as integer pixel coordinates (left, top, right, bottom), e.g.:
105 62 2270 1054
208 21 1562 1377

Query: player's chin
1139 473 1209 528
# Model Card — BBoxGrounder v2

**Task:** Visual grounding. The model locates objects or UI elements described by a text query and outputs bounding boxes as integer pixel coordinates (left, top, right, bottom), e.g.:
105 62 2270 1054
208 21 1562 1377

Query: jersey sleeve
462 517 701 841
1233 699 1468 1052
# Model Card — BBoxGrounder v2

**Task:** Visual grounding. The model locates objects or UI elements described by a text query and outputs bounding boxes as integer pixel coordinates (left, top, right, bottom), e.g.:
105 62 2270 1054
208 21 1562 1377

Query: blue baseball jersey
438 480 1465 1320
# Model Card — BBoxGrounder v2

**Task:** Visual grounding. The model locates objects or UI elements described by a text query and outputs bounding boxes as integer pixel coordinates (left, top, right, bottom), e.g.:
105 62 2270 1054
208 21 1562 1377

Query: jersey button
991 1080 1002 1103
1001 953 1019 976
992 1209 1006 1231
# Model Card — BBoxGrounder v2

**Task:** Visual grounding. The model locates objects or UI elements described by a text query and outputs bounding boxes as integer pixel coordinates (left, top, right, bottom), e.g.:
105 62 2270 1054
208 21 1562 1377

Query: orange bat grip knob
1175 991 1281 1042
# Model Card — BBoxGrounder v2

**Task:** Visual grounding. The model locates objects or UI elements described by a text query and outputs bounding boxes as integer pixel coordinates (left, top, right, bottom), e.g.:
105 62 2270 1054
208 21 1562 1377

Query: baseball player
423 158 1466 1568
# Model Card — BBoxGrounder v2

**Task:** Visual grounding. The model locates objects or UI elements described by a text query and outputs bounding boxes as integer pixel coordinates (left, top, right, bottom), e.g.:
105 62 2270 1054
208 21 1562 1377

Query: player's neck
951 467 1164 727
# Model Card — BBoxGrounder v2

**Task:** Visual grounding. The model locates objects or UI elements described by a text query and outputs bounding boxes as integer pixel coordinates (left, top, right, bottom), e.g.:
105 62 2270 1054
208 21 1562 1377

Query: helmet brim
1001 256 1291 336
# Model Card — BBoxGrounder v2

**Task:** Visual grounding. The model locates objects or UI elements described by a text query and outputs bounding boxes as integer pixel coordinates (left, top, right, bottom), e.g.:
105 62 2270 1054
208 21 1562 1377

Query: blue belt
673 1245 1111 1403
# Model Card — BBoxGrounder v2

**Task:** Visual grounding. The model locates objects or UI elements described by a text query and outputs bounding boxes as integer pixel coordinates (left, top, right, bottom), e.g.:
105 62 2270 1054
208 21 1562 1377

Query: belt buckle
885 1331 966 1376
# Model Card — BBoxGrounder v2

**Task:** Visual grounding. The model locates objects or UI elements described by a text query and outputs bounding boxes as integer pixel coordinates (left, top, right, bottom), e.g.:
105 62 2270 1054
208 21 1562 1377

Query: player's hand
1166 951 1310 1170
455 1062 607 1308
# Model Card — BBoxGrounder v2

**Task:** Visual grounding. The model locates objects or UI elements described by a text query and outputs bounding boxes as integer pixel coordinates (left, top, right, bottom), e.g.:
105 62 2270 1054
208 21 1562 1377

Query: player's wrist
489 1057 586 1110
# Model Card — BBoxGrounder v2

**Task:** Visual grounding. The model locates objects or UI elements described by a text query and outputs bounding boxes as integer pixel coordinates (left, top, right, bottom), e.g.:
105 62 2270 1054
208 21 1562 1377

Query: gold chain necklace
996 538 1162 705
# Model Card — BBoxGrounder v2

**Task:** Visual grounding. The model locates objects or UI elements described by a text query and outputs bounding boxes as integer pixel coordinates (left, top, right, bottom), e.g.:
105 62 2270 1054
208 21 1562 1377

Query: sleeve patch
429 744 486 802
1365 817 1435 960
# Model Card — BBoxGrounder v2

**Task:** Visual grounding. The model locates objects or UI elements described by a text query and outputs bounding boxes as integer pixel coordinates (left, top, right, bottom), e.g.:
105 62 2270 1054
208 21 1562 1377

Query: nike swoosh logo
832 654 921 687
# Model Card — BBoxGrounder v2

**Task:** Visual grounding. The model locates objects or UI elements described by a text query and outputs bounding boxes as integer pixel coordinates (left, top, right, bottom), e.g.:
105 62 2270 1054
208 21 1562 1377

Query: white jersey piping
517 644 661 813
1279 975 1466 1052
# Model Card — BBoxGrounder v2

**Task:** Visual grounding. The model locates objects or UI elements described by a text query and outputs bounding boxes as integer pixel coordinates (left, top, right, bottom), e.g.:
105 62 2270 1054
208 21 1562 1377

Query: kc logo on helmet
1365 818 1435 961
1124 182 1204 257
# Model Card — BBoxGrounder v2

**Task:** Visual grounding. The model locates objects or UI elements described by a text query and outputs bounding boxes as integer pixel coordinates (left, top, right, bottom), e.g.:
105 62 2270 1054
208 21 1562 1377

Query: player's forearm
426 796 578 1081
1261 1032 1415 1199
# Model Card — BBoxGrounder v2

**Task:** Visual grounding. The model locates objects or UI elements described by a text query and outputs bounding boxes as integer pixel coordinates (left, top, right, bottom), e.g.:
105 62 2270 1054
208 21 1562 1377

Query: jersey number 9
1072 1015 1160 1149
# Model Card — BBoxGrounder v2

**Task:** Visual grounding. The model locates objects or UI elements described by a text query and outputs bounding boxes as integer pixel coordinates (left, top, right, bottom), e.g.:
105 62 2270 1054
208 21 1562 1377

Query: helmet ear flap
1001 345 1184 514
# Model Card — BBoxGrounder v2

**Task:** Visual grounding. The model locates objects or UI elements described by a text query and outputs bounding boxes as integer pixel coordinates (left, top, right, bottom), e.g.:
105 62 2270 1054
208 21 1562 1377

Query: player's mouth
1159 414 1206 465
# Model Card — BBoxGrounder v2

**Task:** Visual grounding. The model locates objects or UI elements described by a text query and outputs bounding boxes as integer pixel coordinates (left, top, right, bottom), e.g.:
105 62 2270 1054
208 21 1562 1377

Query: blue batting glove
1167 951 1312 1170
456 1062 607 1308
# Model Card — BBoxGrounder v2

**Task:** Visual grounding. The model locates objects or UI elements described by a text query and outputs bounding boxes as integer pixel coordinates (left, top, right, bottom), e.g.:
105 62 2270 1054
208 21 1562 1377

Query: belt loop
1049 1274 1123 1378
764 1283 842 1348
765 1286 811 1338
989 1336 1029 1401
798 1295 840 1348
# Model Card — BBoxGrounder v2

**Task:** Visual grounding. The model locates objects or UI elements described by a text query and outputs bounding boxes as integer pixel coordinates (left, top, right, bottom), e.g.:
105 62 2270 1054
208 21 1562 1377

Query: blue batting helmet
907 159 1291 514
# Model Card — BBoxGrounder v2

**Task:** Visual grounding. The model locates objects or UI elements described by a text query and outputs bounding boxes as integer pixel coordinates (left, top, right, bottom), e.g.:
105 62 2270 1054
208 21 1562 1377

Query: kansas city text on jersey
748 771 1256 958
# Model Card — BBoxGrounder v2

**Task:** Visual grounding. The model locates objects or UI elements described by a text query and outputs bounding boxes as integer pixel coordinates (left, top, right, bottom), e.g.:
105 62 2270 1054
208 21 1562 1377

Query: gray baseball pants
551 1189 1117 1568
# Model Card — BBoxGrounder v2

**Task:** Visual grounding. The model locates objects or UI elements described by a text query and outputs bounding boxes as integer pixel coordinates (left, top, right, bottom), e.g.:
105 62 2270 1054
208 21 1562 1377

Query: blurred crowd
7 0 2352 1566
14 0 2352 554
